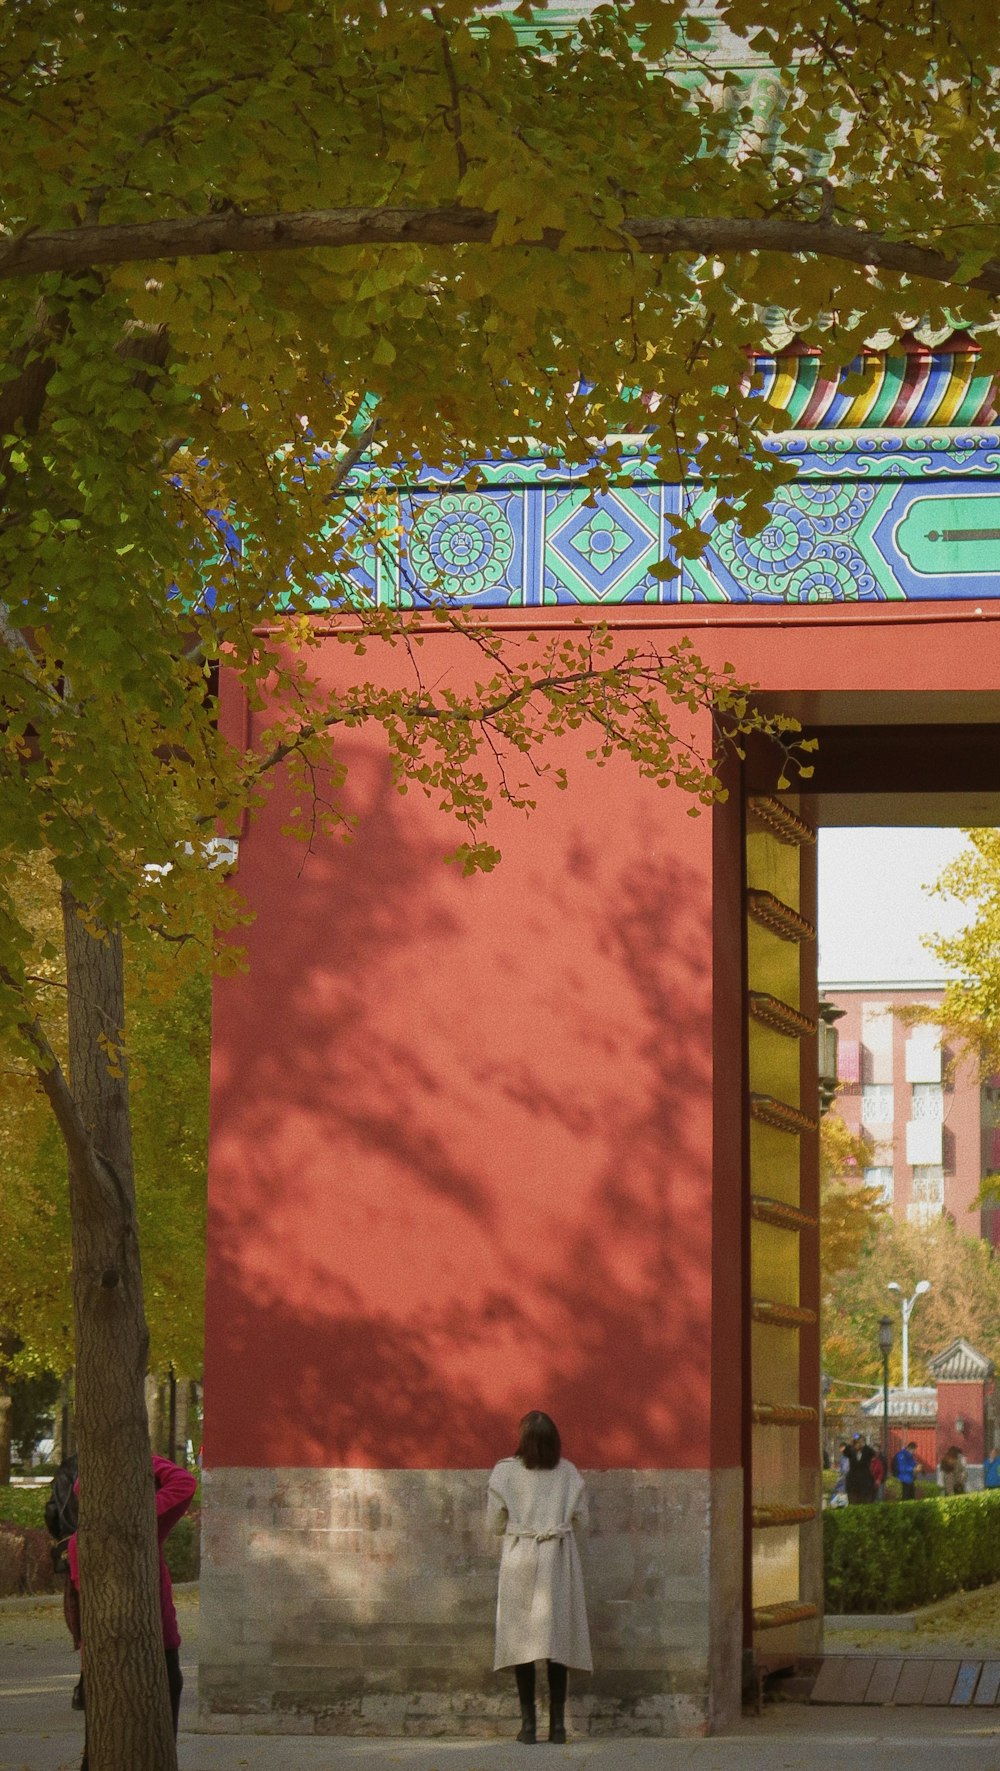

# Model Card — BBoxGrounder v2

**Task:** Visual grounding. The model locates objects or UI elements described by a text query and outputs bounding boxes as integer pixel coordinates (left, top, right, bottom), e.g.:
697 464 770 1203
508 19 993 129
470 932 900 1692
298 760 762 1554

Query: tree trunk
167 1369 177 1465
145 1373 164 1455
60 884 177 1771
174 1378 188 1467
58 1371 75 1463
0 1382 11 1485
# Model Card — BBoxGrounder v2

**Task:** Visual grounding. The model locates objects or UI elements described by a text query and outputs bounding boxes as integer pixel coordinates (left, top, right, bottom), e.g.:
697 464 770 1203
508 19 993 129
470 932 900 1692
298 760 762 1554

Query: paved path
6 1594 1000 1771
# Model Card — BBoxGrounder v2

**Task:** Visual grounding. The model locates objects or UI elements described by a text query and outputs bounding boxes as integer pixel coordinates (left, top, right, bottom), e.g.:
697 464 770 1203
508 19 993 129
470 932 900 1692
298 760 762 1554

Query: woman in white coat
487 1411 592 1744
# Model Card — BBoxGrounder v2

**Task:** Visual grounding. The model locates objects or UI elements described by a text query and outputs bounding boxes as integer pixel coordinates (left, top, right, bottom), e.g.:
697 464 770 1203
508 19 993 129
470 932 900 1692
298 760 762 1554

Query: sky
817 827 974 986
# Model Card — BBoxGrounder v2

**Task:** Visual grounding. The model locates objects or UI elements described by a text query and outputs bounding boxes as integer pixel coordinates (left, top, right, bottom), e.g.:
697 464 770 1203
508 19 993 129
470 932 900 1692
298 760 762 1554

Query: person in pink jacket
69 1453 197 1769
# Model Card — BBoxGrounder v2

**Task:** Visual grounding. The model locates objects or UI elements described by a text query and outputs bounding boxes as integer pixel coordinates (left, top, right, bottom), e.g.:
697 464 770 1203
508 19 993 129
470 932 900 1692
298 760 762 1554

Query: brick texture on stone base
199 1466 743 1738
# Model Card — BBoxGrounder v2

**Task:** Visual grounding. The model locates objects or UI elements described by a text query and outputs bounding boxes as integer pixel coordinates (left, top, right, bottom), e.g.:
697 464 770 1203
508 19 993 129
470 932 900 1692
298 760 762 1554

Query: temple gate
202 335 1000 1736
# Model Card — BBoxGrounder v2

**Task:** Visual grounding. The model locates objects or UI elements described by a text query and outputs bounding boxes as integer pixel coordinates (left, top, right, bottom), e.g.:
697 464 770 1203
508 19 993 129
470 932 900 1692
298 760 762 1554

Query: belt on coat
504 1525 573 1545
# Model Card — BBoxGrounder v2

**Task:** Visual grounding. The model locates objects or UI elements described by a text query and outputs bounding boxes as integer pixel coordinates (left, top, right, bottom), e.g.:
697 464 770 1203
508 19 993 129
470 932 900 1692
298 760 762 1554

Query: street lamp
817 1000 845 1114
887 1279 931 1391
879 1315 894 1496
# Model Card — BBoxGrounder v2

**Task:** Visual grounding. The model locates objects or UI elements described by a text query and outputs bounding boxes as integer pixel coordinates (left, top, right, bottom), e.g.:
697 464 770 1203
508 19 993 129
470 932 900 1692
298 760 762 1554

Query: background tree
820 1106 886 1393
825 1214 1000 1390
3 1 1000 1763
921 831 1000 1074
820 1106 886 1294
8 1370 61 1466
0 858 209 1476
907 836 1000 1219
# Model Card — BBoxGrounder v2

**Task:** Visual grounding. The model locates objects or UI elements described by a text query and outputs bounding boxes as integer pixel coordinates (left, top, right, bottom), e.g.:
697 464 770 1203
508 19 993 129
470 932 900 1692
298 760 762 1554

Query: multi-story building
821 981 994 1240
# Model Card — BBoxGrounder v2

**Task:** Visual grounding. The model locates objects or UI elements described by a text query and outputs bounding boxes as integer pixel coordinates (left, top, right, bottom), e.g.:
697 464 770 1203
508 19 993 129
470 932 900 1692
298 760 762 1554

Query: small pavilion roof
860 1387 937 1420
927 1338 995 1382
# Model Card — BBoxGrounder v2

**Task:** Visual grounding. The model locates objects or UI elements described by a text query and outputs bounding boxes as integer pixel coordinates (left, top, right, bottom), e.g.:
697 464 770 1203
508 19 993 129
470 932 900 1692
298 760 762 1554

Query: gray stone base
199 1466 743 1737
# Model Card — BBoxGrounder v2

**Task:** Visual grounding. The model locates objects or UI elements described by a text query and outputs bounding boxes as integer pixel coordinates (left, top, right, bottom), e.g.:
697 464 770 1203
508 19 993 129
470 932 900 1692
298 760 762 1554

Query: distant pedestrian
845 1435 877 1504
42 1453 83 1702
70 1454 196 1769
891 1441 921 1500
984 1446 1000 1490
953 1448 968 1494
487 1411 592 1745
829 1442 850 1504
940 1445 968 1495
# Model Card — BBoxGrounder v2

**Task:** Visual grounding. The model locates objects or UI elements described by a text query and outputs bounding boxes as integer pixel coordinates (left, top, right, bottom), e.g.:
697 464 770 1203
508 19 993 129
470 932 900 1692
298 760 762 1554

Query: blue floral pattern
407 492 515 598
332 436 1000 606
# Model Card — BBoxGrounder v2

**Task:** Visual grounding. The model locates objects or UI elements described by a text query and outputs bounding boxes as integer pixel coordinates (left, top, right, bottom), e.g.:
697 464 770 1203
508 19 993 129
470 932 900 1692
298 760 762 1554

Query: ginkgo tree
4 0 1000 1763
820 1108 885 1302
921 832 1000 1073
0 855 209 1479
824 1214 1000 1392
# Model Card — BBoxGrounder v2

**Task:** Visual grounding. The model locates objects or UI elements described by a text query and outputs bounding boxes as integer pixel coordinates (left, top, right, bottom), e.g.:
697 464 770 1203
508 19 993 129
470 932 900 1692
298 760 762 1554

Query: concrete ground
6 1589 1000 1771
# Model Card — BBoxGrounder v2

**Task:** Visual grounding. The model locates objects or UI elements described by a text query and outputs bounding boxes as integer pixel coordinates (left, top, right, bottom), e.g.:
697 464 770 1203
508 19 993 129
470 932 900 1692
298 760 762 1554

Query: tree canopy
821 1102 1000 1389
820 1107 886 1300
824 1211 1000 1391
4 3 1000 1762
921 832 1000 1075
3 0 999 1043
3 0 999 995
0 857 209 1383
0 864 208 1388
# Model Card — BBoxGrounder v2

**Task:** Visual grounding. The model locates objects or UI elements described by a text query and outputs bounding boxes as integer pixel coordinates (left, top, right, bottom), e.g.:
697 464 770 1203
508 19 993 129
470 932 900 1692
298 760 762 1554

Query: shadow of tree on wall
199 1463 503 1720
206 738 720 1474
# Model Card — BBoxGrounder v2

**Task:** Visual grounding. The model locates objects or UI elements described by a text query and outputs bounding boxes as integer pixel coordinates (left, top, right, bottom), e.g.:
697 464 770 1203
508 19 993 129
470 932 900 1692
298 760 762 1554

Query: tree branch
0 963 94 1179
0 206 996 297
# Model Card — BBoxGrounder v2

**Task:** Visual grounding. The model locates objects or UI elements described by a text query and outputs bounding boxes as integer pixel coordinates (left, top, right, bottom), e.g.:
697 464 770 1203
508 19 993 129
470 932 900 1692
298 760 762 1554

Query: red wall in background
888 1426 936 1471
204 605 1000 1475
937 1380 993 1468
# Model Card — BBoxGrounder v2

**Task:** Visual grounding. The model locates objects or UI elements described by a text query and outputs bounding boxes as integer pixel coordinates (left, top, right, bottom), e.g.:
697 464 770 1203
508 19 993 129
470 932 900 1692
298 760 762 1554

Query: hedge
0 1522 58 1596
0 1485 47 1529
824 1490 1000 1613
0 1488 200 1596
822 1470 938 1504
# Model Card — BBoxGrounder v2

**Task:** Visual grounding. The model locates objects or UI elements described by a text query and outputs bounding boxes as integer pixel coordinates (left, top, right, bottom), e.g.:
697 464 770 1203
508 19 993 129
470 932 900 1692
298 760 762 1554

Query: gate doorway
742 703 1000 1675
204 603 1000 1737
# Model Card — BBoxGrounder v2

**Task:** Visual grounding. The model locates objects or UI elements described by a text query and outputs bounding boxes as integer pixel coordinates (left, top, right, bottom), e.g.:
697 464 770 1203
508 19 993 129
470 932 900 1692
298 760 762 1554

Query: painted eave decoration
329 334 1000 610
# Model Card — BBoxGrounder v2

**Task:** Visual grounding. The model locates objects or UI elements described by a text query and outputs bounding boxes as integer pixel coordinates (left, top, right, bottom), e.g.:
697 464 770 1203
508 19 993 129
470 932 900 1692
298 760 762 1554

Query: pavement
7 1592 1000 1771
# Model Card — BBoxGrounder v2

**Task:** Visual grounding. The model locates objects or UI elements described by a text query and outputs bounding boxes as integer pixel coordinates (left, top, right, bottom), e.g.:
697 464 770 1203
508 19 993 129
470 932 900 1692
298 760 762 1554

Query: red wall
937 1381 992 1467
204 604 1000 1475
205 635 745 1471
888 1425 936 1471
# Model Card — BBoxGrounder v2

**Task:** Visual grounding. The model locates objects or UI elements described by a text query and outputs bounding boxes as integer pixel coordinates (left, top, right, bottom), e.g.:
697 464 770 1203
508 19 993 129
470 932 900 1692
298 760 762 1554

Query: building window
905 1026 942 1084
906 1117 943 1166
864 1165 894 1204
911 1164 945 1205
861 1004 893 1085
862 1084 894 1125
911 1083 944 1121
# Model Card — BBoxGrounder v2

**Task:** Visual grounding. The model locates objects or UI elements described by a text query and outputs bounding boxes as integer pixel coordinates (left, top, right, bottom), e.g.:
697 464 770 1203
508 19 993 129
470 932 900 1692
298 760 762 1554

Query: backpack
891 1449 904 1478
43 1455 79 1576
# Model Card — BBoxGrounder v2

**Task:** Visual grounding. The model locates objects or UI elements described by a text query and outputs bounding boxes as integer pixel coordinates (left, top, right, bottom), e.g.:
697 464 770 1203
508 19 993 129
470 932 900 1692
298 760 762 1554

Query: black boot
515 1663 537 1744
547 1660 567 1743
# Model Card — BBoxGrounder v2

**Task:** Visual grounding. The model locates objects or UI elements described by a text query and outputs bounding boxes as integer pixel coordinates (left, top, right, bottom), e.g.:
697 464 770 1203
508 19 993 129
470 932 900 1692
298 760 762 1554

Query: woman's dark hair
517 1411 561 1470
